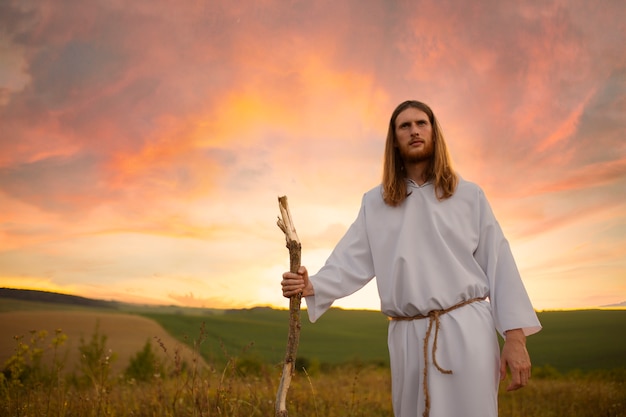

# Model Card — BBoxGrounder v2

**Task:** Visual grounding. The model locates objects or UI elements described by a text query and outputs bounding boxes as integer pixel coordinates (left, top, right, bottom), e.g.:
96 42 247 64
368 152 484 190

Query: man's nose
410 123 420 135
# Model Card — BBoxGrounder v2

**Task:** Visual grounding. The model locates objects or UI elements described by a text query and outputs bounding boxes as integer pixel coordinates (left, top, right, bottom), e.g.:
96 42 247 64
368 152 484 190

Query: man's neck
404 161 429 185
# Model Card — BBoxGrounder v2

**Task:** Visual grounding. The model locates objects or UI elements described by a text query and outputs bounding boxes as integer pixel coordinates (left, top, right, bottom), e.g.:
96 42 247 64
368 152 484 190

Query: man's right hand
281 266 314 298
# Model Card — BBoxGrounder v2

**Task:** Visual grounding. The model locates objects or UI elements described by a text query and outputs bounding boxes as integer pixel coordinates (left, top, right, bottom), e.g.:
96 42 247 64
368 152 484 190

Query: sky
0 0 625 312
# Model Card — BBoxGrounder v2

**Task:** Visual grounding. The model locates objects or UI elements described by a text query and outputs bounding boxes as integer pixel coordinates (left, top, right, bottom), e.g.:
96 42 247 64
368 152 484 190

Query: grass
0 324 624 417
141 307 626 373
1 299 625 416
527 309 626 372
0 309 202 374
141 307 391 368
499 371 626 417
2 298 625 372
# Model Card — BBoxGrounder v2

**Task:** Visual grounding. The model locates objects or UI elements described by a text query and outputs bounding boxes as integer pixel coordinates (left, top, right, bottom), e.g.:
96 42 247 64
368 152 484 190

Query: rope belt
388 297 487 417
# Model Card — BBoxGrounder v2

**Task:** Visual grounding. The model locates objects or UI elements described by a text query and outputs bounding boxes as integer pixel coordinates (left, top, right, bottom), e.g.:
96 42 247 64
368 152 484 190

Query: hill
0 310 204 374
142 306 626 373
1 289 625 374
0 287 118 309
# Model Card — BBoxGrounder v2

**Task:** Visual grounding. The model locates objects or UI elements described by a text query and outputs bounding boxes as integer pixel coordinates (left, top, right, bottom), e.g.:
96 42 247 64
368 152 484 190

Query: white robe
305 178 542 417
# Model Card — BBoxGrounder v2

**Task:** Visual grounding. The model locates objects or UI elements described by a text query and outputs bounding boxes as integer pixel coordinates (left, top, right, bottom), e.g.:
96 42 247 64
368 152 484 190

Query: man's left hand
500 328 531 391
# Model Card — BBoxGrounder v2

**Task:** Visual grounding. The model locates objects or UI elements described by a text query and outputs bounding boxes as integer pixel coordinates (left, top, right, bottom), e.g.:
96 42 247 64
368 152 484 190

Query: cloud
0 154 112 213
0 0 624 310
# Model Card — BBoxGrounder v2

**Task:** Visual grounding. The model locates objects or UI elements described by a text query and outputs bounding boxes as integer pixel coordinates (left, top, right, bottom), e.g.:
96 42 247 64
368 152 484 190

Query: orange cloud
1 0 624 311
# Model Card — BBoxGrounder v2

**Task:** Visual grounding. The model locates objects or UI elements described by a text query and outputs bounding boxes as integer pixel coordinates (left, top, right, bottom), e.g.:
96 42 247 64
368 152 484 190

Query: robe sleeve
305 198 376 323
473 188 542 337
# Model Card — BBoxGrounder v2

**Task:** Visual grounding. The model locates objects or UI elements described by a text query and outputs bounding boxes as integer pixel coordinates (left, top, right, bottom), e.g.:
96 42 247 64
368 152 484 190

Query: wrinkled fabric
305 178 541 417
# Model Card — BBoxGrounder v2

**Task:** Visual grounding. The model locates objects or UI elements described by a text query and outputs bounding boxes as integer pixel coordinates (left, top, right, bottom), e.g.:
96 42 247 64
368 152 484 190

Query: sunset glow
1 0 624 311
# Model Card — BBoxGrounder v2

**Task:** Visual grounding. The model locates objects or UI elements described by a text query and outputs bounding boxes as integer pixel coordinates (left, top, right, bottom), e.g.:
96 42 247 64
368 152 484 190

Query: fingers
281 270 305 298
501 330 532 391
499 360 507 381
281 266 313 298
505 362 532 391
506 372 530 391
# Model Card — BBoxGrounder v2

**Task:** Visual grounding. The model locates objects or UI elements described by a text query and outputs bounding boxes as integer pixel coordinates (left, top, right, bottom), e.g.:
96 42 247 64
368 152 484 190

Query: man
282 100 541 417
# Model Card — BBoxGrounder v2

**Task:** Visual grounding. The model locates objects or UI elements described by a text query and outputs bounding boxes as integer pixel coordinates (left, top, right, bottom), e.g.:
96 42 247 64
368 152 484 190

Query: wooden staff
275 195 302 417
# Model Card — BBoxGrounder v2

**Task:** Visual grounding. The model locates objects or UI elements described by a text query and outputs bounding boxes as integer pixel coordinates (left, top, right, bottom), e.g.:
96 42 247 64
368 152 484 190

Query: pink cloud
0 0 624 309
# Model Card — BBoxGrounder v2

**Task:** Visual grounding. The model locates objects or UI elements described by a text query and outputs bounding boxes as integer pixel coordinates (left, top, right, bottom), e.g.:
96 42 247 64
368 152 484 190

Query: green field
141 307 391 367
141 307 626 373
2 296 625 373
529 309 626 372
1 297 625 417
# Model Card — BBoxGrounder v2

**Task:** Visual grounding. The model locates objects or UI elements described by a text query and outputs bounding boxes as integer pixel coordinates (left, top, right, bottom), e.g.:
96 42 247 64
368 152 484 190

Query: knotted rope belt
387 297 487 417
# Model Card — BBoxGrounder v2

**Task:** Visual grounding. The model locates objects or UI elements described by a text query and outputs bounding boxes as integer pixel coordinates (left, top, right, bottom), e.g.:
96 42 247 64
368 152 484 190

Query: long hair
382 100 458 206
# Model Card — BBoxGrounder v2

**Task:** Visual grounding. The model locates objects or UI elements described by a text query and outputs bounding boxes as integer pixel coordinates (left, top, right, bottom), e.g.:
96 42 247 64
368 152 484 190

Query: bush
235 354 266 376
125 339 163 382
532 364 562 379
77 321 117 388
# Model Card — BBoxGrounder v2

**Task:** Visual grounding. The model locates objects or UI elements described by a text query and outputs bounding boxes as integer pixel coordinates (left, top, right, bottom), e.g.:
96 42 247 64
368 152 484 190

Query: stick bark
275 195 302 417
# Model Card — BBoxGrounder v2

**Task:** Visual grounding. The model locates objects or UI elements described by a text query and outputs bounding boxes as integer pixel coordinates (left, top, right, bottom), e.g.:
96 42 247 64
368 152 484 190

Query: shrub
125 339 163 382
77 321 117 388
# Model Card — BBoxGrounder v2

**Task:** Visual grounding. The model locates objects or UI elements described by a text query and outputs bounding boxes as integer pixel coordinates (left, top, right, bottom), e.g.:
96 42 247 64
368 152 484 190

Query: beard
397 140 434 164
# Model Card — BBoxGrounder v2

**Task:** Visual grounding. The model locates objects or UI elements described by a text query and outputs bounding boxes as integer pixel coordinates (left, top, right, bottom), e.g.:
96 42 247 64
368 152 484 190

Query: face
394 107 434 164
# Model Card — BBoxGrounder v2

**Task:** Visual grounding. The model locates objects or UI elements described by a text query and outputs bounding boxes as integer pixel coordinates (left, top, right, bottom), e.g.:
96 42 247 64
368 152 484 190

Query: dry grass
0 310 203 373
0 310 624 417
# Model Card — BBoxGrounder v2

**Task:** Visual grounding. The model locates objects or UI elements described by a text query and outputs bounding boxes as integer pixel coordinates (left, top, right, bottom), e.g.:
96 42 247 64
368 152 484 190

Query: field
139 306 626 373
1 297 625 416
0 310 202 375
140 307 391 368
